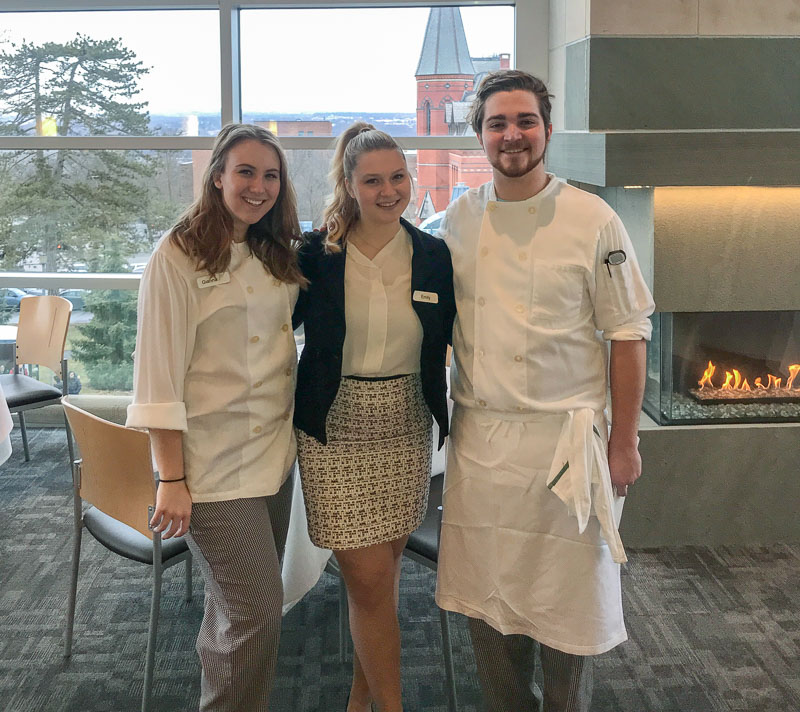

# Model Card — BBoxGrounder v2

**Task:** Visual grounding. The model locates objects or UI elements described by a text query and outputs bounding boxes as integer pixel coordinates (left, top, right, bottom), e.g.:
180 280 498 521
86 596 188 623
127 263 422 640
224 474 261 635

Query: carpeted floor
1 428 798 712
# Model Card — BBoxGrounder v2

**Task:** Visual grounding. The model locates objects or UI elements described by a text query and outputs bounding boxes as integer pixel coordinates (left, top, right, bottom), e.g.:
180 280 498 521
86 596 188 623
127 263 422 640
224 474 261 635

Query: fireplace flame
698 361 716 389
698 362 800 391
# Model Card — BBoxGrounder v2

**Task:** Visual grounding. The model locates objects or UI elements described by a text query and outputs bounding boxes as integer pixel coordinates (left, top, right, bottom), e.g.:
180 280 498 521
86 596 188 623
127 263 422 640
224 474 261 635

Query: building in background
415 7 510 219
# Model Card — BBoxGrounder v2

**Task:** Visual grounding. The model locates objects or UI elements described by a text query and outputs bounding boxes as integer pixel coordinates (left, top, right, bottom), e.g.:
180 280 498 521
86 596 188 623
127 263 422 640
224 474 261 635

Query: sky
1 6 514 115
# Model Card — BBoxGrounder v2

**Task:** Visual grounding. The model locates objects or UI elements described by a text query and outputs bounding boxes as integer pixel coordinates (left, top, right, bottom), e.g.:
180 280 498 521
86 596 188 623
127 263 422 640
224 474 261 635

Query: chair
402 473 459 712
61 399 193 712
0 295 74 463
328 472 459 712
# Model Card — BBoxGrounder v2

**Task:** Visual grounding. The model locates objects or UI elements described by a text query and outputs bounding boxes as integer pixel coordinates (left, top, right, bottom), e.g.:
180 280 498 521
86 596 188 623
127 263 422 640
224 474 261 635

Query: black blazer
293 217 455 449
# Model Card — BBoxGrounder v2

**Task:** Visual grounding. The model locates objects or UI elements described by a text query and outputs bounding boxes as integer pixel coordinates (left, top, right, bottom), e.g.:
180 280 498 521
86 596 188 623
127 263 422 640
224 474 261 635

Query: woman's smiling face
214 139 281 241
346 148 410 229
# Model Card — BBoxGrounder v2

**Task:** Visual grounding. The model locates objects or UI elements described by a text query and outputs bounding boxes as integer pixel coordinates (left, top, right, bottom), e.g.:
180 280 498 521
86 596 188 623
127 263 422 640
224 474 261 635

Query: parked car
58 289 87 311
0 287 31 311
419 210 446 237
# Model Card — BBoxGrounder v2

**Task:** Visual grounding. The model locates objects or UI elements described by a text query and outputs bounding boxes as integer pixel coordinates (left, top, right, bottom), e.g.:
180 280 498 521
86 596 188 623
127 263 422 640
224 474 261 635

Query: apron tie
546 408 627 564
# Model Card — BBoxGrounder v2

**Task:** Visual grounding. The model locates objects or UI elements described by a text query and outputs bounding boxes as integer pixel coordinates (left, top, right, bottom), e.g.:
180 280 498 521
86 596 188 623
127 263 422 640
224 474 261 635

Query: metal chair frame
62 400 192 712
0 295 74 463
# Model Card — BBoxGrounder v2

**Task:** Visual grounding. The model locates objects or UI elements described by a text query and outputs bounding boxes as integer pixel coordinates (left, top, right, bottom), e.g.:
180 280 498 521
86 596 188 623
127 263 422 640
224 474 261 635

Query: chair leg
18 411 30 462
63 409 75 466
338 572 349 663
184 553 192 602
142 559 163 712
439 608 458 712
63 519 83 657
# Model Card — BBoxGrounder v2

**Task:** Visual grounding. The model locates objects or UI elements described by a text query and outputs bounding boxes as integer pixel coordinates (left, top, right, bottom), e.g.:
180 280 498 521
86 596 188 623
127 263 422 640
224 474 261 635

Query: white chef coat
435 176 655 654
127 234 299 503
342 227 423 377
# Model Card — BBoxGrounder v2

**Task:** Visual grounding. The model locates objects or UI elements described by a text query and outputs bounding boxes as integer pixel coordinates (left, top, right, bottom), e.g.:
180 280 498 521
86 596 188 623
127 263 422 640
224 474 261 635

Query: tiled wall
547 0 800 129
590 0 800 37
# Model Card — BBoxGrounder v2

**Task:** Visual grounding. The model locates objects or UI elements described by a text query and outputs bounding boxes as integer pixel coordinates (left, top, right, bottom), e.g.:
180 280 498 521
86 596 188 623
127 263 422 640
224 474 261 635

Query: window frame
0 0 547 286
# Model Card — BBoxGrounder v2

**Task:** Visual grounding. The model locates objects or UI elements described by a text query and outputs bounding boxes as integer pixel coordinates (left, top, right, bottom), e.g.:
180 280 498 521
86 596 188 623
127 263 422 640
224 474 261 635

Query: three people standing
129 67 652 711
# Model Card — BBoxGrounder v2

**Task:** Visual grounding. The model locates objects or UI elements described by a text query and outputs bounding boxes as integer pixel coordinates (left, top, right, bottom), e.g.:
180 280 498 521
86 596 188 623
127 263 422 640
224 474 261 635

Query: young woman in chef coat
127 123 305 712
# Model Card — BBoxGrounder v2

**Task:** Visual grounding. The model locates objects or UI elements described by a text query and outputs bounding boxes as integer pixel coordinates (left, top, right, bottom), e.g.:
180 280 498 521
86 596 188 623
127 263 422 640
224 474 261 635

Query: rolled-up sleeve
591 214 654 341
126 248 195 431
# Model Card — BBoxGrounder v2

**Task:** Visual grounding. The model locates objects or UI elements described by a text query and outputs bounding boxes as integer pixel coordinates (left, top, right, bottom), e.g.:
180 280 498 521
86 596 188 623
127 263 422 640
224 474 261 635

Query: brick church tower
415 8 474 217
415 8 508 219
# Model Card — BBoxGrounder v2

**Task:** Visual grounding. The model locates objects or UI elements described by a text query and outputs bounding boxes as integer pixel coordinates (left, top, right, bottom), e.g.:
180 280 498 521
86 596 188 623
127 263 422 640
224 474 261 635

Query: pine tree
0 35 183 389
0 35 155 272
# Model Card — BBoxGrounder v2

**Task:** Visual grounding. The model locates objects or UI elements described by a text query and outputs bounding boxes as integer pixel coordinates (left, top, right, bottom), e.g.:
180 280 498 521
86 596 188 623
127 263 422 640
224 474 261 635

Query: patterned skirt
296 373 433 550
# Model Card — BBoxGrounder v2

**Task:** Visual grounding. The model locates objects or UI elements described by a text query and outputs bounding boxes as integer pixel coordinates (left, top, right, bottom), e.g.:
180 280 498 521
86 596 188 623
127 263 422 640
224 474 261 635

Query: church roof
415 7 475 77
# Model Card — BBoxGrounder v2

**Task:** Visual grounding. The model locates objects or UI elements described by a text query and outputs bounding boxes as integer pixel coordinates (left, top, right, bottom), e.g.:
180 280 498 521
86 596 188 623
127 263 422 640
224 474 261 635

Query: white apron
436 404 627 655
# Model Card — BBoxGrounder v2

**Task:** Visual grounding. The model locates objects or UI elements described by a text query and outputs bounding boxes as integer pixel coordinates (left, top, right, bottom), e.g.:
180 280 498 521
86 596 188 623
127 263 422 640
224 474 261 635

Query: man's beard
491 143 547 179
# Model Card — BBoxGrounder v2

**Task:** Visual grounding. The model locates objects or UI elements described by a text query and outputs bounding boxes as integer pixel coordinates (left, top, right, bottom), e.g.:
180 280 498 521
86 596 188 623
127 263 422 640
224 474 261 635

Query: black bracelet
156 476 186 483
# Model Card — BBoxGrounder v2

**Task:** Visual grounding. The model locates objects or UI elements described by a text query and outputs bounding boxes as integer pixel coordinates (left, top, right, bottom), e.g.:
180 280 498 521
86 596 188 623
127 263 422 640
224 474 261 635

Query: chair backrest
16 296 72 372
62 398 157 539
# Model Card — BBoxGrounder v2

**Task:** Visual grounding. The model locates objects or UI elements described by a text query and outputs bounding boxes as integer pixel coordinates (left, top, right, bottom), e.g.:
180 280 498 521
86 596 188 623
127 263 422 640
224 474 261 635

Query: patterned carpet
1 428 798 712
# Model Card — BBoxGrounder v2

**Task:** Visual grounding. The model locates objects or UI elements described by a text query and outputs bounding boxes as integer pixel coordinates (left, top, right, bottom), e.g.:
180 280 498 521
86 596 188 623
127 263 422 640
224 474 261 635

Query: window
0 1 522 397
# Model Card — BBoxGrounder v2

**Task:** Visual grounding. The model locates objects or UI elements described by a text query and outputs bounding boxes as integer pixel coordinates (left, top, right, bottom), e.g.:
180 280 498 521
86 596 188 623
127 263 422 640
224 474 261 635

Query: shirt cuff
126 402 188 431
603 319 652 342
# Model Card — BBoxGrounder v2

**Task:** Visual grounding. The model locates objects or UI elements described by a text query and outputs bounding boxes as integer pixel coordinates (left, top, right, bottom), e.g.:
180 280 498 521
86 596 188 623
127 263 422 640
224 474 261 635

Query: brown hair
467 70 553 136
323 122 405 252
170 123 305 285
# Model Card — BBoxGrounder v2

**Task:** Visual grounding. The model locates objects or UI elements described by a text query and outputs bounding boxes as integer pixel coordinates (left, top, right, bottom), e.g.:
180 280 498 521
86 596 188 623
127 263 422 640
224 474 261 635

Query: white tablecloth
0 381 12 466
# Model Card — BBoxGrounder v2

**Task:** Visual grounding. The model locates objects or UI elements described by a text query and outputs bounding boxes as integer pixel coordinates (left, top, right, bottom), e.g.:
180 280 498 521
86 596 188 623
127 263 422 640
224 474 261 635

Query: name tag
413 290 438 304
197 272 231 289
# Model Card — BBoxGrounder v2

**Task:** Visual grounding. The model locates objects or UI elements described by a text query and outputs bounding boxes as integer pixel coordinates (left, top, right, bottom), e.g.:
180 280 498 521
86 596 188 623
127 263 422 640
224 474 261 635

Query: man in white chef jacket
435 70 655 711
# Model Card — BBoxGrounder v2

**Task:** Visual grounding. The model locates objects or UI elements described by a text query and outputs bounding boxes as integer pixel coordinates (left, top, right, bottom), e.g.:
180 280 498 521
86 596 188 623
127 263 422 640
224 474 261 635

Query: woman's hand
148 428 191 538
151 480 192 538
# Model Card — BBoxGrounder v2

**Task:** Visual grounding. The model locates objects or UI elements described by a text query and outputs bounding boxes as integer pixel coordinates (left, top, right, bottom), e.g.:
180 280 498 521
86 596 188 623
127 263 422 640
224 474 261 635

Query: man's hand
150 480 192 538
607 435 641 497
608 339 647 497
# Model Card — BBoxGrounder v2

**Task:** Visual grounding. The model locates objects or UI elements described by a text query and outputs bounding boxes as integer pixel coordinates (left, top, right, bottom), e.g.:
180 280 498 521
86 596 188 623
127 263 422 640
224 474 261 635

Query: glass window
240 5 514 136
0 10 220 136
0 149 205 273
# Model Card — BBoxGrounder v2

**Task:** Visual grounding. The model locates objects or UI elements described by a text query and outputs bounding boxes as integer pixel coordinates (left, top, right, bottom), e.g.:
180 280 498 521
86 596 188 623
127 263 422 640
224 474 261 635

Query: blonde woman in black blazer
292 124 454 712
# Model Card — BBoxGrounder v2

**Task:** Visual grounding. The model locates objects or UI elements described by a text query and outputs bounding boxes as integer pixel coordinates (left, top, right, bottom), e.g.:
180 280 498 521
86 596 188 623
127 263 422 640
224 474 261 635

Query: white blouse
126 235 299 502
342 227 423 377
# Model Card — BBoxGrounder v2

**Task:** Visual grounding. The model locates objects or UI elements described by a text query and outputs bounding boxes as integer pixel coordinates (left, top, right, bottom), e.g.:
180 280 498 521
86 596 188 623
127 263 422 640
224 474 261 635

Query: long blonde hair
170 123 305 285
323 122 405 252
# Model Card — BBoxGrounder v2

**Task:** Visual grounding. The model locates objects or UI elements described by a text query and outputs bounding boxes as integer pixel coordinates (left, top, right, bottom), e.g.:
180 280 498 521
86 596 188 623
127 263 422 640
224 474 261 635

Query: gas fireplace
644 311 800 425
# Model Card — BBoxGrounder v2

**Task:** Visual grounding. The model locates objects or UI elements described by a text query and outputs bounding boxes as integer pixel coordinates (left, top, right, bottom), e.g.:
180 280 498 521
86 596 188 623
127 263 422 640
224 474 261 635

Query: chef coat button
253 426 262 434
478 399 487 407
254 380 263 388
246 286 254 294
282 412 290 421
478 297 486 307
528 206 537 214
517 406 526 411
250 335 260 343
514 355 523 362
285 367 293 376
515 304 524 314
488 204 497 212
281 323 289 332
273 279 281 287
480 247 489 257
479 349 485 358
518 252 527 261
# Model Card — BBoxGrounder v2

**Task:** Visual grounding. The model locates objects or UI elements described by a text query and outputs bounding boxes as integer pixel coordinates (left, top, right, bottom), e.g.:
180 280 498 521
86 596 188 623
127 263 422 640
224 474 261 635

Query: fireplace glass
644 311 800 425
